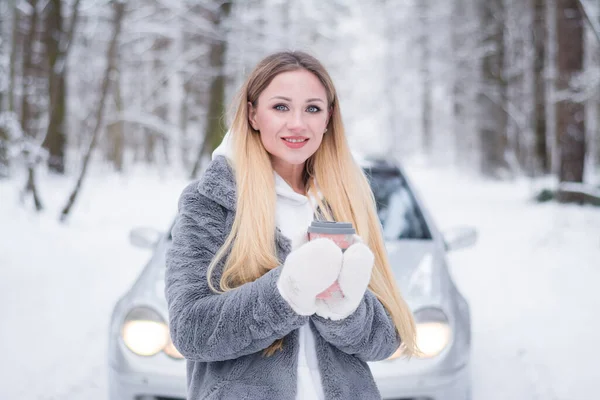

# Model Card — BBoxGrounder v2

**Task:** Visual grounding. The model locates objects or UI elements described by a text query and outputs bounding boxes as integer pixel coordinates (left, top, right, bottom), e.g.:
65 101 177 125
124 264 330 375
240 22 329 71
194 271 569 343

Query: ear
326 106 333 126
248 101 259 131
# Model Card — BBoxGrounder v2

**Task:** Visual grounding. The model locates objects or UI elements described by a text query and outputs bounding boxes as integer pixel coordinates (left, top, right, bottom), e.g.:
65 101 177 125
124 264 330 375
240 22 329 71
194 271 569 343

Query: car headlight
414 307 451 358
121 307 169 356
386 307 451 361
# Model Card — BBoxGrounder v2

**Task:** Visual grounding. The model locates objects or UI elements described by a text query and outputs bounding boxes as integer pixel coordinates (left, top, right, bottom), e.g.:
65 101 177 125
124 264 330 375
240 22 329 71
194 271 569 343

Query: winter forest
0 0 599 216
1 1 600 399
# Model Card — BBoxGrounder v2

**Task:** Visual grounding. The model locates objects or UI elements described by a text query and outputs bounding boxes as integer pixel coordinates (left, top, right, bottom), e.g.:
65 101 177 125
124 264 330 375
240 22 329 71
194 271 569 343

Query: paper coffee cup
307 221 356 251
308 221 356 300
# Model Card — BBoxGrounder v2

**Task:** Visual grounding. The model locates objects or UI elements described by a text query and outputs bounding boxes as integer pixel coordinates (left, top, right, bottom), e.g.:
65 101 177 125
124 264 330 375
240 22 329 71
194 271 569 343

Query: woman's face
249 69 330 168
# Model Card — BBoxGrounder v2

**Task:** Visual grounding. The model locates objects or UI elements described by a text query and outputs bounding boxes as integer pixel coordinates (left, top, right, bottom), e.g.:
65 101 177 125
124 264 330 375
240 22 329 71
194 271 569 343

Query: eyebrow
269 96 325 104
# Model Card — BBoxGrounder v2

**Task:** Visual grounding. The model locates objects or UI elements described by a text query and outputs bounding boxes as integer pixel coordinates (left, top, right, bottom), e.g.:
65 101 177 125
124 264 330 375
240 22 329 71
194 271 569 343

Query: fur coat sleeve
164 182 308 362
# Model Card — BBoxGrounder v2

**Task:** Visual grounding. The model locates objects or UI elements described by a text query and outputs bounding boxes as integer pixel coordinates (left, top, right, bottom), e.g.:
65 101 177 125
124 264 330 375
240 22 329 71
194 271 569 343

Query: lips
281 136 309 149
281 136 309 143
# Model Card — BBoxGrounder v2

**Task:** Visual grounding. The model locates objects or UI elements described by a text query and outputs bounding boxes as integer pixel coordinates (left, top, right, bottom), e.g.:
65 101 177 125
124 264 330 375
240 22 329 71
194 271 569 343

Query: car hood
384 240 451 308
130 239 450 312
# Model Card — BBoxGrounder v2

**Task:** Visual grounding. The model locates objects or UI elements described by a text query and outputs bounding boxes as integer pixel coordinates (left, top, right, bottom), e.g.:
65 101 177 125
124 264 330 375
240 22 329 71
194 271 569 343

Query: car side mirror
129 227 162 249
442 226 478 252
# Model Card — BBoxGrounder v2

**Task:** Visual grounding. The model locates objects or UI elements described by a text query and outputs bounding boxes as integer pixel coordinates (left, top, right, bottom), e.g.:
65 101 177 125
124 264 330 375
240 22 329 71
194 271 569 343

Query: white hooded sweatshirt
211 131 325 400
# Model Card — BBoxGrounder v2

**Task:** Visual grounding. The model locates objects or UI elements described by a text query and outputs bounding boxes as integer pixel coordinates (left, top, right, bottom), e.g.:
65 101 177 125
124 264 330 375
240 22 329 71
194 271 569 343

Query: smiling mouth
282 138 308 143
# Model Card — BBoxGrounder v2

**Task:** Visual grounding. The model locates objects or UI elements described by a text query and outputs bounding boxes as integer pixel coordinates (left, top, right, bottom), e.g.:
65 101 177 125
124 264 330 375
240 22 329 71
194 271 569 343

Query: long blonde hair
207 51 418 358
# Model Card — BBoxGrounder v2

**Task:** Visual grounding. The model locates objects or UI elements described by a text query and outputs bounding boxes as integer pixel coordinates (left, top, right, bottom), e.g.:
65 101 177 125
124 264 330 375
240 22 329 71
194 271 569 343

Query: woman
165 51 418 400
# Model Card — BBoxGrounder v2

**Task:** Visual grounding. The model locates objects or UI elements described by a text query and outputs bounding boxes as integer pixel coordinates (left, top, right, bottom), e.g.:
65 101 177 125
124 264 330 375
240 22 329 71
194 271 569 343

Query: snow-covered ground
1 162 599 400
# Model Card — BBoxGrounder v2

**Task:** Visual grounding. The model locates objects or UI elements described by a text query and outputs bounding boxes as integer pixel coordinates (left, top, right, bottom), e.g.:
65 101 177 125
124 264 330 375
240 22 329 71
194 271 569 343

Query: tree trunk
452 0 466 165
180 81 191 169
419 0 432 157
21 0 43 211
60 1 125 221
20 0 39 138
452 0 479 169
8 2 19 114
597 43 600 171
0 1 6 112
190 1 232 179
41 0 80 174
533 0 550 175
478 0 510 178
106 67 125 172
143 130 156 163
504 0 529 174
153 37 170 167
0 2 8 177
42 0 67 174
555 0 586 203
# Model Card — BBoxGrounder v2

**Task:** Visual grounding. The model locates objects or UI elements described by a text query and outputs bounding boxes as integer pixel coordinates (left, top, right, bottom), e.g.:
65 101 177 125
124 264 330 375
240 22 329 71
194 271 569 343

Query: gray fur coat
165 156 400 400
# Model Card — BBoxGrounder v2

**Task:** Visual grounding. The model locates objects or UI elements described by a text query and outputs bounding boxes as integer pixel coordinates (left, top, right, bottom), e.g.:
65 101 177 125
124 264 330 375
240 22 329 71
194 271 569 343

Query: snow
0 166 188 400
1 161 599 399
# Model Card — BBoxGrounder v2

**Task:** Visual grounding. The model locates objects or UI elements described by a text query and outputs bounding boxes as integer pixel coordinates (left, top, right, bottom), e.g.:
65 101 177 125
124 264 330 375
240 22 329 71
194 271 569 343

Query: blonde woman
165 51 418 400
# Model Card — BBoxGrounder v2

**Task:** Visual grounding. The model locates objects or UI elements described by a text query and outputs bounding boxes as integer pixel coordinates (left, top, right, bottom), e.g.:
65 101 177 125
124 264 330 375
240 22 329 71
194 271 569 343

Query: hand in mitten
277 238 343 316
315 238 374 321
315 235 365 300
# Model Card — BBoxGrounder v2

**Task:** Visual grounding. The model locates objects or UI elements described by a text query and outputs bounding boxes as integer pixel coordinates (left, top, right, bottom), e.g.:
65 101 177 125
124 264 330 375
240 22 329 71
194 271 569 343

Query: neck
272 160 306 195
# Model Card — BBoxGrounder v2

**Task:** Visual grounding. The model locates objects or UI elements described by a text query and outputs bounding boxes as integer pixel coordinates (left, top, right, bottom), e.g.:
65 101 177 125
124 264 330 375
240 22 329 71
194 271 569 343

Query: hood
212 129 233 161
274 173 312 206
385 240 451 308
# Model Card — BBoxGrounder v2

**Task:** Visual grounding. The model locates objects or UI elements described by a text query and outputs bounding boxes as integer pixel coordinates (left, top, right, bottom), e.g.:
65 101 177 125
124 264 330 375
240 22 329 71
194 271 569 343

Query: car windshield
363 167 432 240
167 166 431 241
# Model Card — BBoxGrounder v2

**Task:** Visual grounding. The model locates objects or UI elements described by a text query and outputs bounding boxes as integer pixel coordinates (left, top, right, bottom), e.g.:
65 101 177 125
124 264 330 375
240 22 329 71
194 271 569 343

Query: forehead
260 69 327 100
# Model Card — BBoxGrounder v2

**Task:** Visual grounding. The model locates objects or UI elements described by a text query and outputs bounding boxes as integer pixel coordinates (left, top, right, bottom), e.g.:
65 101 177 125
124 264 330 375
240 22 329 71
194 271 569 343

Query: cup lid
308 221 356 235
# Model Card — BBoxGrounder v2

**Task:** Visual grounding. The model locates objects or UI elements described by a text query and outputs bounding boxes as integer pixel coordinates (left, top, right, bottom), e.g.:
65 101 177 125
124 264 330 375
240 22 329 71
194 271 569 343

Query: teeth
284 138 307 143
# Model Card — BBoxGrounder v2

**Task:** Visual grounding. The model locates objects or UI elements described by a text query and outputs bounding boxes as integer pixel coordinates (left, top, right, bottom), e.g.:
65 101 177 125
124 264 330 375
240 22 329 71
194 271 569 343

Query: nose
286 109 307 132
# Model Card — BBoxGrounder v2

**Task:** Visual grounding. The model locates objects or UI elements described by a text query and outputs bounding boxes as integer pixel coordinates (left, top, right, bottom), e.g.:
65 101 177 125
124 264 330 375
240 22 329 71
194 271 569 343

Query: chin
289 151 318 164
272 150 315 166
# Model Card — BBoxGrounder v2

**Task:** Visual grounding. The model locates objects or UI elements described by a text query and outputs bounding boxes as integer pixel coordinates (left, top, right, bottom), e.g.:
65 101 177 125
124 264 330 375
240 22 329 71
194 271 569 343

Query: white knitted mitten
277 238 343 316
315 239 374 320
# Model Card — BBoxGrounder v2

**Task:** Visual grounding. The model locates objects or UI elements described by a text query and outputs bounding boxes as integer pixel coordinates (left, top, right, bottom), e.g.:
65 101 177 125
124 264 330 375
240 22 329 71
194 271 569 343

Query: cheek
256 111 283 133
311 134 325 151
309 116 328 132
256 115 282 150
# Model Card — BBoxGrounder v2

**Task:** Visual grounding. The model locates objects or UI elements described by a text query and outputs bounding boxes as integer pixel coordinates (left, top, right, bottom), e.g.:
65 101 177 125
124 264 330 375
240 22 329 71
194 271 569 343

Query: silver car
108 155 477 400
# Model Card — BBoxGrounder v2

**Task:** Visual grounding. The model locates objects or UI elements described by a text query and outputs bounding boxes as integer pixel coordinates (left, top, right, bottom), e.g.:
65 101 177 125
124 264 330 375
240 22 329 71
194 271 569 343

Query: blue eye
307 105 321 113
274 104 288 111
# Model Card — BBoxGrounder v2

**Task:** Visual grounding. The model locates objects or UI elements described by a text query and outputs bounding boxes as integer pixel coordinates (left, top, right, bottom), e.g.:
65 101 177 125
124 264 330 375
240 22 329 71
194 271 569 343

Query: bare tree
60 0 126 221
595 36 600 170
8 1 19 115
0 0 11 177
504 0 531 175
21 0 44 211
190 1 232 179
419 0 433 156
452 0 480 169
41 0 81 174
452 0 467 165
533 0 550 174
478 0 510 178
105 65 125 172
555 0 586 203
